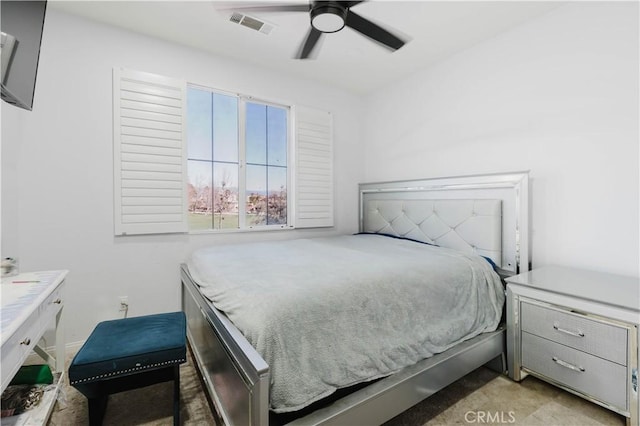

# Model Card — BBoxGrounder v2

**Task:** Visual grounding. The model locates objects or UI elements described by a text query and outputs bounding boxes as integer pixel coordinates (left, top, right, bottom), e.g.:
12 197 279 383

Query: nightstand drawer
522 332 627 410
521 301 627 365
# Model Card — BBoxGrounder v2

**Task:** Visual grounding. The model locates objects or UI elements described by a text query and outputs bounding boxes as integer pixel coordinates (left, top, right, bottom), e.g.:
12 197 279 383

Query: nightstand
506 266 639 426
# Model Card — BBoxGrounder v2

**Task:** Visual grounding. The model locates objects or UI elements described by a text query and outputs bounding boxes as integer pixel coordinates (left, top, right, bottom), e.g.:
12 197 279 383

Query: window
113 68 333 236
186 85 290 231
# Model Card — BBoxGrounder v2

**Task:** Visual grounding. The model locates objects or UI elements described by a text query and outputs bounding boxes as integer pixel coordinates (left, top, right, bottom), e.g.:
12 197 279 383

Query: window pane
246 164 266 227
187 160 212 230
268 166 287 225
213 93 238 163
213 163 239 230
187 87 212 161
187 87 289 232
246 102 267 165
267 106 287 167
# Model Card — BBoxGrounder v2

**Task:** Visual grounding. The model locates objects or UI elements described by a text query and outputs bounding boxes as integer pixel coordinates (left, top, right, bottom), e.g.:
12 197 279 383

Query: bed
181 171 530 425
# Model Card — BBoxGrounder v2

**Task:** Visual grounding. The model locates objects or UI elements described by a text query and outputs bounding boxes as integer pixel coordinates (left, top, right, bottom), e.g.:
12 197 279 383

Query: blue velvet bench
69 312 187 426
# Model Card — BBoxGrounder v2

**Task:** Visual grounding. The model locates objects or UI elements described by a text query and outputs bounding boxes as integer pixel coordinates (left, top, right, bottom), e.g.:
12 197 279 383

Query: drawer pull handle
53 299 62 304
552 356 585 372
20 338 31 346
553 324 584 338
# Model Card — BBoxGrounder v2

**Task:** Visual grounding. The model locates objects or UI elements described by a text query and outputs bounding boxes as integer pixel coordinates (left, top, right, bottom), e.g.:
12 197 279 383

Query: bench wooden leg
173 365 181 426
88 394 108 426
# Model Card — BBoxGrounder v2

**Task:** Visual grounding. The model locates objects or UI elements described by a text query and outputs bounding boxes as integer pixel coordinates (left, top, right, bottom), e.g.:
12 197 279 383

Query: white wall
1 104 23 257
3 2 638 346
362 3 639 278
1 10 364 344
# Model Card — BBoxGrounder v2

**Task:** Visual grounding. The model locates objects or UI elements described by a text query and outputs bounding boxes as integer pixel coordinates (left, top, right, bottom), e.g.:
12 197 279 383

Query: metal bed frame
181 171 530 425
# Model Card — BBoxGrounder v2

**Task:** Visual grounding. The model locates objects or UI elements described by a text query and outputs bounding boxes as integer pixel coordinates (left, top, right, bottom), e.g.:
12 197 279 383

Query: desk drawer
521 302 627 365
1 314 41 389
522 332 627 410
41 283 64 320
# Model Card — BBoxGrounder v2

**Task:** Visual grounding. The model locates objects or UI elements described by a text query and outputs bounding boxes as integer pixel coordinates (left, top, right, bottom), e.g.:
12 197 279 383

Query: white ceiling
49 1 562 95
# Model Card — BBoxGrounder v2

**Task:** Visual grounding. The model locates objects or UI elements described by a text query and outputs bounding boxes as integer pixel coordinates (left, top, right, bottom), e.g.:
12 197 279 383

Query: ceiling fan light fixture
310 4 347 33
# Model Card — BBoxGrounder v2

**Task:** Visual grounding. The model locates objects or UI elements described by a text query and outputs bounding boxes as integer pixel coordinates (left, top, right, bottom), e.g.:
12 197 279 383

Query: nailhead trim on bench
70 357 186 385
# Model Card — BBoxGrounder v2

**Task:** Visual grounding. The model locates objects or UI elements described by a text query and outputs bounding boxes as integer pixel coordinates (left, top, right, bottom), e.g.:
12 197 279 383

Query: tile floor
419 372 626 425
46 348 627 426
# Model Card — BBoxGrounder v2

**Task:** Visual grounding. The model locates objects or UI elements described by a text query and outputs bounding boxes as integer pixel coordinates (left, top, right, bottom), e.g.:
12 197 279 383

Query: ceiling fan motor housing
310 1 348 33
223 0 407 59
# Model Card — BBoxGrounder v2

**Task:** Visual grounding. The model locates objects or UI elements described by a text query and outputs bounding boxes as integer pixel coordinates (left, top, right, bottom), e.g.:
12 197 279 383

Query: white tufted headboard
359 172 530 273
363 199 502 265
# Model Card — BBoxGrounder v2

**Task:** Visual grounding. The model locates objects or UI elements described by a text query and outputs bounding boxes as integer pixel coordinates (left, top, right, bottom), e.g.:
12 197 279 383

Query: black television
1 0 47 111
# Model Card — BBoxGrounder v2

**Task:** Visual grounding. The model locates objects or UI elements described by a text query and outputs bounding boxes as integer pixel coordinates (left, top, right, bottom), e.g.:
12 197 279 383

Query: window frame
186 83 294 234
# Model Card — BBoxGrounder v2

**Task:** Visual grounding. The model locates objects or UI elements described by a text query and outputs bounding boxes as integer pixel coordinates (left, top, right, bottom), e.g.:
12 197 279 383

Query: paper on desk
1 272 41 285
1 273 43 306
1 285 33 307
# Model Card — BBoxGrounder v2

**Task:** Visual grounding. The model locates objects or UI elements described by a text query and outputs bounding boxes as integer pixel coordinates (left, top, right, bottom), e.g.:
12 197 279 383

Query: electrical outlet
119 296 129 311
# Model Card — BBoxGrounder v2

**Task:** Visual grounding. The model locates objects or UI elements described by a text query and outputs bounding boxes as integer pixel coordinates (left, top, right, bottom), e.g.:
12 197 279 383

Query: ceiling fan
221 1 409 59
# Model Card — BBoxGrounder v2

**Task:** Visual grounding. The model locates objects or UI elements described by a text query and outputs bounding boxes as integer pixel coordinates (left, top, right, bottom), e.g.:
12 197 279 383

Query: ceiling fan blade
296 27 323 59
345 11 406 51
344 1 365 7
217 3 309 13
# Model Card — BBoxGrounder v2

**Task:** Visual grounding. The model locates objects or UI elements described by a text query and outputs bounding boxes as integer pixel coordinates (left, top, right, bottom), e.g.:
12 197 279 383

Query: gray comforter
186 234 504 413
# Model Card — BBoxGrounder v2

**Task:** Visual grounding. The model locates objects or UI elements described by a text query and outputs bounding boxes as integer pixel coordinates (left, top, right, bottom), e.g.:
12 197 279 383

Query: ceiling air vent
229 12 274 35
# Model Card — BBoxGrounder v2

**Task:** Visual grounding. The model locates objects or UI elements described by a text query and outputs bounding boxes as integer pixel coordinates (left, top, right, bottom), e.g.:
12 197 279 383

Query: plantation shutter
113 68 188 235
294 106 334 228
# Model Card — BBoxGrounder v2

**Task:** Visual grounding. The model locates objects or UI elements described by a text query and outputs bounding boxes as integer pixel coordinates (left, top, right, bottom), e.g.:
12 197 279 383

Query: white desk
1 270 68 425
